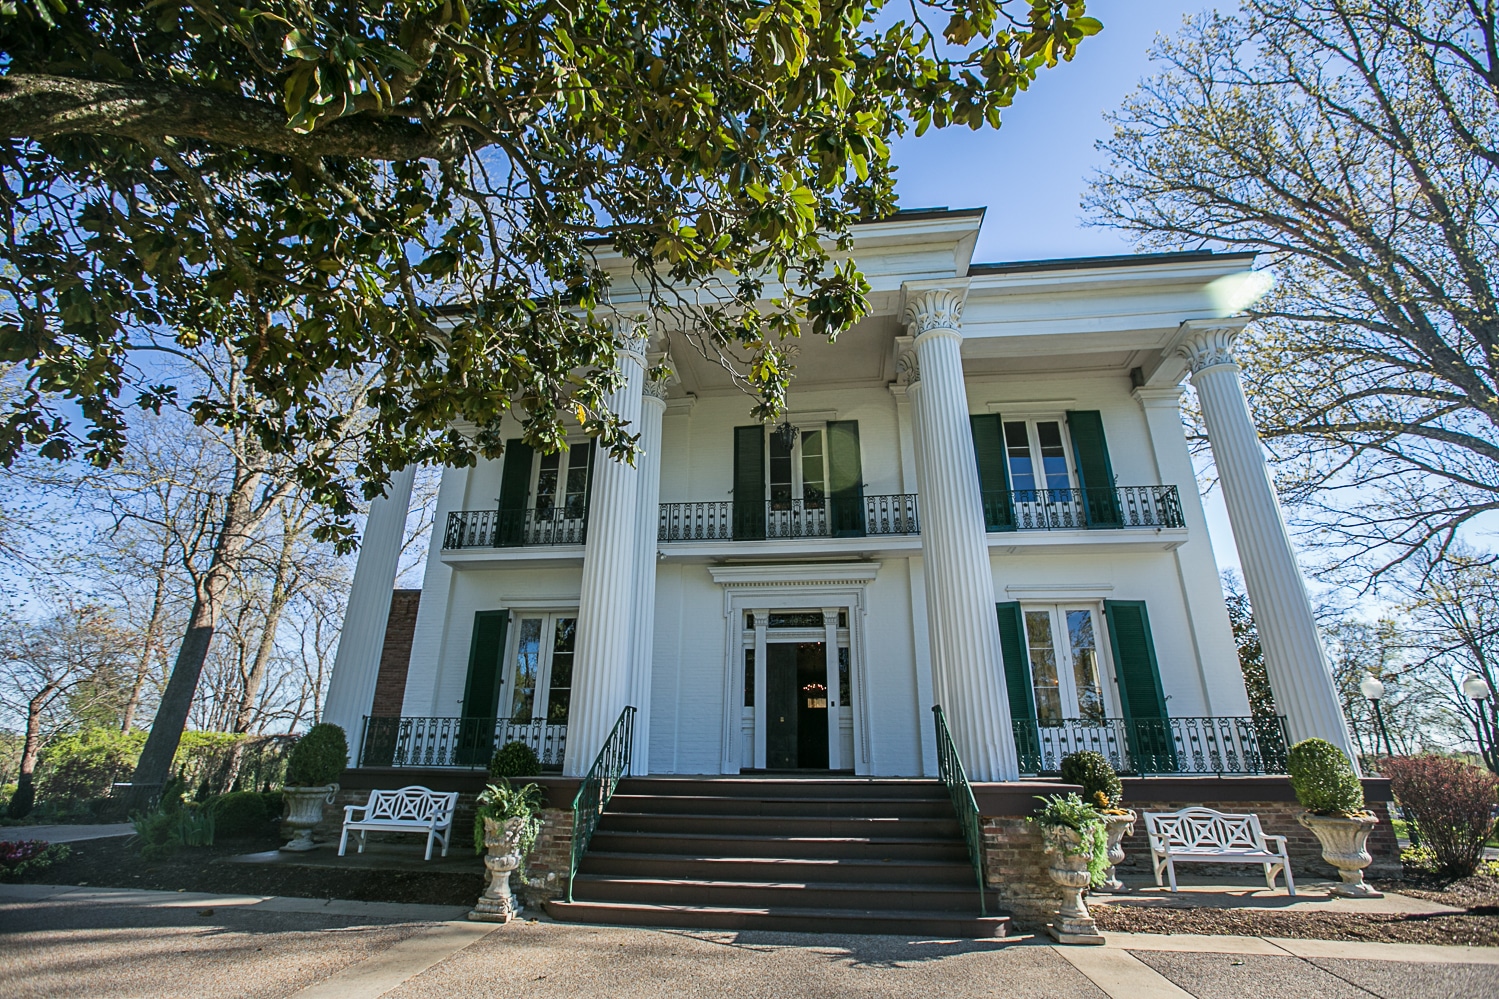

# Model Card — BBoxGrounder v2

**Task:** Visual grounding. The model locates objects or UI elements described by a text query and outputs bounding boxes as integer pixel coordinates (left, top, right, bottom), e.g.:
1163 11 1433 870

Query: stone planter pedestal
1298 812 1383 898
1041 824 1105 945
470 817 526 923
280 784 338 852
1099 810 1137 893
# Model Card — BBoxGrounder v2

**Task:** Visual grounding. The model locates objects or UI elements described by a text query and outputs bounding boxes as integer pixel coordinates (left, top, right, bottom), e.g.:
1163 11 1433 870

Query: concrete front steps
544 777 1008 937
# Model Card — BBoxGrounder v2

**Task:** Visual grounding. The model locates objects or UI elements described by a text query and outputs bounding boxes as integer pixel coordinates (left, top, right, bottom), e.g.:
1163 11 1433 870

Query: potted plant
1031 793 1109 944
1288 738 1382 898
1061 751 1135 893
469 780 544 923
488 741 542 782
279 724 347 852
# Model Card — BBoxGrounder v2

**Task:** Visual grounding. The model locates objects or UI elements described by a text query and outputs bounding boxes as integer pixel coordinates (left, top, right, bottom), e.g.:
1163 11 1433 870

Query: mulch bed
11 836 483 908
1090 873 1499 947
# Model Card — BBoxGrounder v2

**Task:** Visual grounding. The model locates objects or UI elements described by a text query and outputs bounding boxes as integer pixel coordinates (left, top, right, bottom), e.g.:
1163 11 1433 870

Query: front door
765 642 829 769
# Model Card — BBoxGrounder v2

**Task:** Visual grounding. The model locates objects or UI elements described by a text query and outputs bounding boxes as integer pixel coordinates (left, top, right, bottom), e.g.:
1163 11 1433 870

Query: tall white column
1178 321 1358 760
564 318 647 776
903 285 1018 782
323 465 417 763
626 355 671 775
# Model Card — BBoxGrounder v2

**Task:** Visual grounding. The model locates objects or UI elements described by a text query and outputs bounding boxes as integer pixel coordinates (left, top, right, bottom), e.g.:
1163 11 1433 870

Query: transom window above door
769 428 828 510
506 613 577 724
1022 604 1110 725
1004 419 1074 495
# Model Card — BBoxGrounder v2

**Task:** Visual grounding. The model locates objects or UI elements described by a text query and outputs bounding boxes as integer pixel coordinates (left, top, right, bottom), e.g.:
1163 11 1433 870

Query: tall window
534 443 592 518
505 614 577 724
1023 605 1109 725
769 428 828 510
1004 420 1072 496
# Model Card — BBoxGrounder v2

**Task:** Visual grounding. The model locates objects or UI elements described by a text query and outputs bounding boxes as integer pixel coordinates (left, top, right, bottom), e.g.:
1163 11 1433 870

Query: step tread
544 899 1010 937
548 900 1003 920
583 851 972 868
572 875 988 893
591 829 964 847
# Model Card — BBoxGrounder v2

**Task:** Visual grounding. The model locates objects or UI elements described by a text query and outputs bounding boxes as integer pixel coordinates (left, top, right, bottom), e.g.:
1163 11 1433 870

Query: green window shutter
497 439 534 546
732 425 766 540
996 602 1040 773
1104 600 1176 773
826 420 865 537
1066 410 1121 528
971 414 1014 531
459 610 509 765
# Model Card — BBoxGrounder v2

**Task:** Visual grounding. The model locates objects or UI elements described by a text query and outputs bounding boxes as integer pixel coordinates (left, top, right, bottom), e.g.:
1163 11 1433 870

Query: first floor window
1023 604 1109 725
505 613 577 724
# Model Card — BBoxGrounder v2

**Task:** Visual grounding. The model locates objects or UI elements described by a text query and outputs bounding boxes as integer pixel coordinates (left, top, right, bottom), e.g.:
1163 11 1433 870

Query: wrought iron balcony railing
359 715 567 768
444 508 588 549
1012 715 1290 776
982 485 1184 531
658 494 919 542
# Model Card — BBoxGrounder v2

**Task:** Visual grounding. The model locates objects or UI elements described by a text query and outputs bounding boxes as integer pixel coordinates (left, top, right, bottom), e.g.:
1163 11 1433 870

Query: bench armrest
343 803 368 821
1264 834 1290 851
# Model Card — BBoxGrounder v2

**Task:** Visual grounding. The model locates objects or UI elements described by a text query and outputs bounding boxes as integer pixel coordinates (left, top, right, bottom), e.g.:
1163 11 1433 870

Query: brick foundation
979 816 1064 929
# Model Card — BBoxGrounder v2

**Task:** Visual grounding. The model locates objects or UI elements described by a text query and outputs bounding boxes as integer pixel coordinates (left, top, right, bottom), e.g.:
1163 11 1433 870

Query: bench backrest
1143 807 1268 852
363 786 458 823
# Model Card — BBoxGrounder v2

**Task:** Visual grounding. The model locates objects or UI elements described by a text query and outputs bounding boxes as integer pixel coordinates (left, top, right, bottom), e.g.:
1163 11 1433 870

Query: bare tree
1088 0 1499 575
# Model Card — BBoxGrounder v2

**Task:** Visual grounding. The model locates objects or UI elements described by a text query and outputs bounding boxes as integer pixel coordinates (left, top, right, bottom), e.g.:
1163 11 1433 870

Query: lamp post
1358 674 1395 759
1461 674 1497 773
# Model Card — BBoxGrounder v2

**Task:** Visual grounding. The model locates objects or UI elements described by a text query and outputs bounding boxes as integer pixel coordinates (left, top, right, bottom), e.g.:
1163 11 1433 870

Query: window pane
768 612 824 628
546 617 576 724
1067 609 1105 724
1025 610 1062 725
1037 421 1070 493
535 453 560 516
838 646 850 705
769 431 793 509
744 648 755 707
510 617 542 720
801 430 825 508
1004 421 1036 494
564 443 592 519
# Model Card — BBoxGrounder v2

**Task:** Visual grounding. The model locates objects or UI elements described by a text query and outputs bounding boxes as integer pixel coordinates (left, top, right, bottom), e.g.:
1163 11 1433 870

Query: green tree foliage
0 0 1099 542
1223 571 1278 724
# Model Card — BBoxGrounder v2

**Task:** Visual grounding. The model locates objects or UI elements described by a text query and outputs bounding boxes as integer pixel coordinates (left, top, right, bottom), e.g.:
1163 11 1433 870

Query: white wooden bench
339 786 458 861
1143 806 1295 894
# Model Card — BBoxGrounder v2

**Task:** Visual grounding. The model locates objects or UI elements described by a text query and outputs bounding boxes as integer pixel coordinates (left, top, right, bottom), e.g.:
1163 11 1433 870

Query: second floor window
1005 420 1073 495
534 442 592 519
770 428 828 510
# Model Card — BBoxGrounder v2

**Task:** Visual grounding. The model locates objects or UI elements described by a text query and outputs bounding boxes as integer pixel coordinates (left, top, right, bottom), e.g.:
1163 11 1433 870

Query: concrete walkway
2 884 1495 999
3 823 134 843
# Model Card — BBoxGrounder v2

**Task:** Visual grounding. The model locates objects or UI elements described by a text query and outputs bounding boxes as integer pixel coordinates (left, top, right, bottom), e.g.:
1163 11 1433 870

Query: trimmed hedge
1287 738 1364 815
284 724 347 787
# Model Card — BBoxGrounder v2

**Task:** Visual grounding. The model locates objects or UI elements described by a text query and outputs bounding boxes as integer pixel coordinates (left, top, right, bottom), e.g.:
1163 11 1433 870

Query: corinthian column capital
603 312 650 360
1176 318 1250 375
643 352 677 402
902 285 968 337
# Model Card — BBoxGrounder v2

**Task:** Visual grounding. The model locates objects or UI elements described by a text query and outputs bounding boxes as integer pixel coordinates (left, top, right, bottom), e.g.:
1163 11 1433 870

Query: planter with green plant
1061 751 1135 893
1031 793 1108 944
469 781 544 923
280 724 347 852
1287 738 1382 898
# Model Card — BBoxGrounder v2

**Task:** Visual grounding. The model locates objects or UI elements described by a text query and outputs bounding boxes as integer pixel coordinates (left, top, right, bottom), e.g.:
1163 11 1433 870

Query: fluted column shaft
323 465 417 763
904 287 1018 781
564 323 647 776
1180 322 1358 761
627 364 669 775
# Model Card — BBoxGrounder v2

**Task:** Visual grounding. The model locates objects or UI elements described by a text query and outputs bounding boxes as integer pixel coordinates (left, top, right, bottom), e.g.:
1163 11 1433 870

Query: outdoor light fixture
1359 674 1394 757
1462 674 1493 703
773 418 799 451
1462 674 1497 774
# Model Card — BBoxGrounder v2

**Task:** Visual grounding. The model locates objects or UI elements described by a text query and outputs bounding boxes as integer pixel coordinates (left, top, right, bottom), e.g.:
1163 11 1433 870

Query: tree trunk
224 522 297 790
9 693 49 818
122 553 172 732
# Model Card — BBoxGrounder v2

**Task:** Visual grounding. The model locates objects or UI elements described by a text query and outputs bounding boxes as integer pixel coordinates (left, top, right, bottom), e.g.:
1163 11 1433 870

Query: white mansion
321 207 1357 786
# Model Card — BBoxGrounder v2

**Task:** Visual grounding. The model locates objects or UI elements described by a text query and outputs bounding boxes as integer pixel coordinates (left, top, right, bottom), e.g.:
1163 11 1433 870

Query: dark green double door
765 642 830 770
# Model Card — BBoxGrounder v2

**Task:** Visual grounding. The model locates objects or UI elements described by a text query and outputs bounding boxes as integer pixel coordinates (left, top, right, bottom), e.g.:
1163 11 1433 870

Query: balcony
1013 715 1289 776
983 485 1184 531
359 716 567 769
444 508 588 549
658 494 920 542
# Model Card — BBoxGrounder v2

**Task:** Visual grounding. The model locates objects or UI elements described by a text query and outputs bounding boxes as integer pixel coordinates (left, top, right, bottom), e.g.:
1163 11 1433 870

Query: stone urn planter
1298 812 1383 898
470 816 527 923
1099 810 1137 893
1040 824 1105 945
280 784 339 852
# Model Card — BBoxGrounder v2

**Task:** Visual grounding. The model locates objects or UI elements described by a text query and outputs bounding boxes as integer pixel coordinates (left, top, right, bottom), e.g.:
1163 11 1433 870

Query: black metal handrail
444 508 588 549
932 705 988 917
658 494 919 542
568 706 635 903
1012 715 1290 776
358 715 567 768
981 485 1184 531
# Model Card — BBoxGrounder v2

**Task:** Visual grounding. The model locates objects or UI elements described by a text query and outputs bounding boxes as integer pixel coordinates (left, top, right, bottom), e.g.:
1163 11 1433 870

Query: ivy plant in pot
279 724 347 852
1288 738 1382 898
469 781 544 923
1061 751 1134 893
1031 793 1109 945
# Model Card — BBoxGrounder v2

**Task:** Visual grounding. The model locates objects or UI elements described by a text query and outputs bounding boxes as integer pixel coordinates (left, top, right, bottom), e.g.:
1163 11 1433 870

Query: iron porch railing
981 485 1184 531
443 508 588 549
658 494 919 542
1012 715 1290 777
932 705 988 917
358 716 567 769
568 705 635 903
